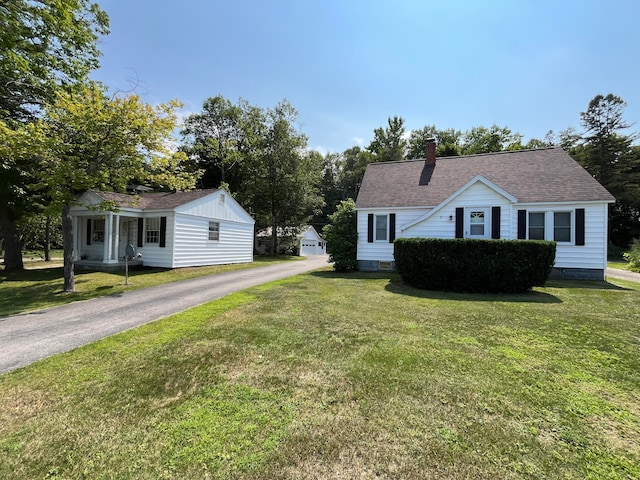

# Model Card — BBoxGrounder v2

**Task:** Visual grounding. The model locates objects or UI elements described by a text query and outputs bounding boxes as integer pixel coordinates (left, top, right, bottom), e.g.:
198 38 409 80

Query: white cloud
311 145 328 156
352 137 365 146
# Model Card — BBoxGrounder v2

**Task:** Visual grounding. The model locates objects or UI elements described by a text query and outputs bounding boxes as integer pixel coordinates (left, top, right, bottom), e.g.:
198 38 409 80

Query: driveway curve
605 267 640 283
0 255 330 375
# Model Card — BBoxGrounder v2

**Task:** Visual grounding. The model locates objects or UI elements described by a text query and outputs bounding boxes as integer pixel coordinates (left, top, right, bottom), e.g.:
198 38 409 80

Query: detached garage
299 226 327 256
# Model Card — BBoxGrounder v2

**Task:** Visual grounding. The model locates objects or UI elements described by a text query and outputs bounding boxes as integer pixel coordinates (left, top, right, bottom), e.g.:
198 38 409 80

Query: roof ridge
379 146 561 165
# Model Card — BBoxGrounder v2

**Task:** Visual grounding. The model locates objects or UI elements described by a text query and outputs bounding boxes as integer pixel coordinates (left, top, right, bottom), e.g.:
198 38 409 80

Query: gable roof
355 148 614 209
89 189 219 210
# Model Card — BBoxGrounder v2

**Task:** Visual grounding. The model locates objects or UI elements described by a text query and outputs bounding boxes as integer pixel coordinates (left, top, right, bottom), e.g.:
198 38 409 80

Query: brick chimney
425 138 436 166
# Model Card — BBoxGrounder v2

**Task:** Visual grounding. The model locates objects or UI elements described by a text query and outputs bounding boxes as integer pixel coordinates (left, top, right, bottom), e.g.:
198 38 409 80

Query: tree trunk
44 215 52 261
62 204 75 292
271 214 278 255
0 205 24 271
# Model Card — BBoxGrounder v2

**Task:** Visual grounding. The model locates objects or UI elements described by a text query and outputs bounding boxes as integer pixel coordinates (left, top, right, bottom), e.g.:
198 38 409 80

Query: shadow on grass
545 279 632 291
309 270 562 303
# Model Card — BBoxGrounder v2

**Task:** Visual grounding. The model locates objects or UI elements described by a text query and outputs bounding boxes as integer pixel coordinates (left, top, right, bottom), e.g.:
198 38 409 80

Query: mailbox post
124 243 136 285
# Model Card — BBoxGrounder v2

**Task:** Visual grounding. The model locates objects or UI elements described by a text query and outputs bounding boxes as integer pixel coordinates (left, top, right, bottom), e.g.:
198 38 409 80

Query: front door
118 220 138 258
466 208 489 239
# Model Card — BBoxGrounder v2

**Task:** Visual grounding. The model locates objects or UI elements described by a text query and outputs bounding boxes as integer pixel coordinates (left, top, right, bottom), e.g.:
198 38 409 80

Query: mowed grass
0 256 299 317
0 272 639 479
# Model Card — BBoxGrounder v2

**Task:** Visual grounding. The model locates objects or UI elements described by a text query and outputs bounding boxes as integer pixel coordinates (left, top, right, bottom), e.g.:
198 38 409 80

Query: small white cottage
355 142 615 280
70 189 255 269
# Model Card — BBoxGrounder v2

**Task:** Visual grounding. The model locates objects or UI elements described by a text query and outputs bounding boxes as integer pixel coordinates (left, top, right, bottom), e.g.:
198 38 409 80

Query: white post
113 214 121 261
103 213 113 263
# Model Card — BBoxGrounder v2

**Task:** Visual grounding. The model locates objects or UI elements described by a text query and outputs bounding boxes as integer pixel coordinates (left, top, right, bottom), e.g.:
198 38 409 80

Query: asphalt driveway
0 255 330 375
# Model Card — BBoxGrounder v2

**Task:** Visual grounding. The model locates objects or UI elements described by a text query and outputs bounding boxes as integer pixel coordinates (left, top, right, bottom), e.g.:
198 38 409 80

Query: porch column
113 214 120 261
103 213 113 263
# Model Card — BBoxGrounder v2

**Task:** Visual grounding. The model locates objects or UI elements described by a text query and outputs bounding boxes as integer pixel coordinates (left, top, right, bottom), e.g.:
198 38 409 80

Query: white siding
357 208 426 261
300 227 326 255
172 214 253 268
176 190 253 224
138 214 175 268
403 182 512 239
357 179 610 272
510 202 609 270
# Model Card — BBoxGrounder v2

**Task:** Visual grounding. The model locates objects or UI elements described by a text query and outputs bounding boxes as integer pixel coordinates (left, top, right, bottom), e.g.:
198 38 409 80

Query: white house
255 225 326 256
355 142 615 280
70 189 255 270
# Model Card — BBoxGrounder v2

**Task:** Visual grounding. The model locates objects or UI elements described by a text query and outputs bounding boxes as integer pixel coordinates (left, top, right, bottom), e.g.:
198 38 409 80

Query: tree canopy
572 94 639 246
180 97 324 253
0 0 109 271
0 0 109 124
39 83 200 291
367 116 407 162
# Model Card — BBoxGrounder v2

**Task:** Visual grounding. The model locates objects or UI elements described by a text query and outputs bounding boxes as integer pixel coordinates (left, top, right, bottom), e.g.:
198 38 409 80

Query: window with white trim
208 221 220 241
469 210 486 236
145 217 160 244
554 212 571 242
92 218 105 244
526 210 573 243
375 215 388 241
528 212 545 240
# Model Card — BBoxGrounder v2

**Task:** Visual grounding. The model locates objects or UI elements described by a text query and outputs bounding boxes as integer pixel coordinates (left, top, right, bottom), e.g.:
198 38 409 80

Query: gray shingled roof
355 148 614 209
91 189 219 210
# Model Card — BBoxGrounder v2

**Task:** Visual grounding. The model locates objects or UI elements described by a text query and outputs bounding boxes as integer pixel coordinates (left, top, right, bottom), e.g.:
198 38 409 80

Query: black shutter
367 214 374 243
455 208 464 238
159 216 167 248
137 218 144 247
575 208 585 246
517 210 526 239
86 219 92 245
491 206 501 239
389 213 396 243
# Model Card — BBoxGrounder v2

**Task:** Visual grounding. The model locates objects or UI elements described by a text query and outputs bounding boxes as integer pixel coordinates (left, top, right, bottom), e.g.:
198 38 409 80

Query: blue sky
94 0 640 154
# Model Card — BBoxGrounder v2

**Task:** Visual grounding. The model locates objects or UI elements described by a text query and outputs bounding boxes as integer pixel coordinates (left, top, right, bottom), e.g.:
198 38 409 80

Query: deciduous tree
0 0 109 271
368 116 407 162
181 95 245 186
241 100 324 254
40 83 200 292
460 125 523 155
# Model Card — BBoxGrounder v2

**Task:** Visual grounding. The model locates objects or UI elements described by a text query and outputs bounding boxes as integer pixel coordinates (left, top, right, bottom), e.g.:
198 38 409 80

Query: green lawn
0 256 299 317
0 272 639 479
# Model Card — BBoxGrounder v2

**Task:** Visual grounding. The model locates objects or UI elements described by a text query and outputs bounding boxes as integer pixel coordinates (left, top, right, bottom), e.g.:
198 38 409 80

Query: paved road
0 256 330 375
605 267 640 283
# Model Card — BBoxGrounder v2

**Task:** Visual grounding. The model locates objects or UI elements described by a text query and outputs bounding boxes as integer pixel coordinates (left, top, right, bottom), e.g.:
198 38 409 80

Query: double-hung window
375 215 388 241
528 212 545 240
526 211 572 243
145 217 160 244
553 212 571 242
92 219 105 244
208 221 220 241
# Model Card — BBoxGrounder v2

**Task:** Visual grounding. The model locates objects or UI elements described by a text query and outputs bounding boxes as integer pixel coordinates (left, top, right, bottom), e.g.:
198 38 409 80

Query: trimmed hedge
394 238 556 293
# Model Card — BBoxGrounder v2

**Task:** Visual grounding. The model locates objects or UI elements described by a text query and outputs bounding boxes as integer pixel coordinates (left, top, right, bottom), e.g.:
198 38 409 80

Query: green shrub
323 199 358 272
623 239 640 272
394 238 556 293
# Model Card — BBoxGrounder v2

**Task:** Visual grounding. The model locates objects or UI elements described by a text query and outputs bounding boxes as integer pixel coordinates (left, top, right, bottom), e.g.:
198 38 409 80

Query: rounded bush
394 238 556 293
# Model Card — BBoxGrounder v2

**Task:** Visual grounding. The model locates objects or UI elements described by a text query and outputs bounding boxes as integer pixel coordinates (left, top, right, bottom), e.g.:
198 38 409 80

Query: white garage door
300 242 318 256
